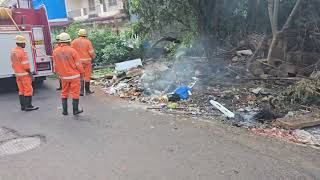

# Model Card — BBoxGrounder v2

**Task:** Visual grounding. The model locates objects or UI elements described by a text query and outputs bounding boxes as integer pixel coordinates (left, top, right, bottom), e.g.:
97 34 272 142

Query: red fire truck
0 0 53 85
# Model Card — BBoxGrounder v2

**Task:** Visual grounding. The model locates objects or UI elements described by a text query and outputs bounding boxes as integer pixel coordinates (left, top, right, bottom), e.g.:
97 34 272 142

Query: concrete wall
65 0 88 11
66 0 124 21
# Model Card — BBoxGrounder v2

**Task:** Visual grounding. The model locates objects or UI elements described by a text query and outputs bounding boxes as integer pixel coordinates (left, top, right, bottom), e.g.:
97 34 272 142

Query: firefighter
54 34 61 50
54 34 62 91
11 35 39 111
71 29 96 96
53 33 85 115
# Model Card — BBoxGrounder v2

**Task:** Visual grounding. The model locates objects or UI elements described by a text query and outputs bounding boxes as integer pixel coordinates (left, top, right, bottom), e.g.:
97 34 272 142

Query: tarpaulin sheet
32 0 67 20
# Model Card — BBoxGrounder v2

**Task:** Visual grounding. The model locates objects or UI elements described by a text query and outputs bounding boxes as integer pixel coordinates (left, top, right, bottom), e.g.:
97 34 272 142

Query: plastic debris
115 59 142 71
210 100 235 118
292 130 319 145
167 102 179 109
236 49 253 56
174 86 192 100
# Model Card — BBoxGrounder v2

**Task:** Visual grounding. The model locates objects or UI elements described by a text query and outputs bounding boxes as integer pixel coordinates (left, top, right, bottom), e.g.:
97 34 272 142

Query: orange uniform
53 43 62 91
11 46 33 96
53 44 84 99
53 44 60 72
71 37 96 82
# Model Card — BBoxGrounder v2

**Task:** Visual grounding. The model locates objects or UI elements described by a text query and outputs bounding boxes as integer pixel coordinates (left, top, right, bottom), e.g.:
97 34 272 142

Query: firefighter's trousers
82 61 92 82
61 78 81 99
16 75 33 96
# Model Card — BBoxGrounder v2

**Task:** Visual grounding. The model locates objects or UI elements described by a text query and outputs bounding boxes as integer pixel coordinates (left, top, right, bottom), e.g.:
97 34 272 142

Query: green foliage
280 80 320 106
130 0 196 35
93 67 115 78
129 0 320 59
63 23 82 40
53 23 145 66
52 0 320 63
101 42 130 64
164 42 178 59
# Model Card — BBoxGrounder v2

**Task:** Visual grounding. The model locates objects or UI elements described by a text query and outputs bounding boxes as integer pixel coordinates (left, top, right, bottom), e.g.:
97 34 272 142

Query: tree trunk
267 0 279 64
267 0 302 64
267 34 278 65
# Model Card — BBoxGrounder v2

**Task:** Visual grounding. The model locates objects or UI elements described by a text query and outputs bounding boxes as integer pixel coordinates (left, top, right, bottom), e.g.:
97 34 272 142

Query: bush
53 23 145 66
280 80 320 106
164 42 178 59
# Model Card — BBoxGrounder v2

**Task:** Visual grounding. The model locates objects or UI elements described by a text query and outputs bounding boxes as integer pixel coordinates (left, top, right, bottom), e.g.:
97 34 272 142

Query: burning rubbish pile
92 49 320 147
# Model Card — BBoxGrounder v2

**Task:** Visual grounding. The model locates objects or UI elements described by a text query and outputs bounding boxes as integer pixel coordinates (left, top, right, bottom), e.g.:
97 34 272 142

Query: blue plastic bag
174 86 192 100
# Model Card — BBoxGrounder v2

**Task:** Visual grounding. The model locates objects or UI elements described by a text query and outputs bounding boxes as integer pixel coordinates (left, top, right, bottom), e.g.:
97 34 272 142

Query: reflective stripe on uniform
21 61 29 65
15 72 29 76
80 58 92 61
89 50 95 53
61 74 80 80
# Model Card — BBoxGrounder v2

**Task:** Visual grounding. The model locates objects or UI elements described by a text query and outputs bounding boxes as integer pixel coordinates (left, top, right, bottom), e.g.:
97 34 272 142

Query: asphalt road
0 80 319 180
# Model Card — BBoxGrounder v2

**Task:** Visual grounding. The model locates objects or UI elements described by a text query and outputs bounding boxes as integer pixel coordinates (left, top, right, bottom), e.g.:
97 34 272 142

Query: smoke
141 40 234 96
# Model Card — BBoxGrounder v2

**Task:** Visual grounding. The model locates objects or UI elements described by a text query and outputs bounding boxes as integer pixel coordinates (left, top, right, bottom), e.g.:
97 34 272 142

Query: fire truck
0 0 53 85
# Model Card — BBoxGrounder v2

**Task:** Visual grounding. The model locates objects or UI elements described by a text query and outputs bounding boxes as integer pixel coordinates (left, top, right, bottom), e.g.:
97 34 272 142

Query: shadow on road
0 78 17 94
0 78 52 95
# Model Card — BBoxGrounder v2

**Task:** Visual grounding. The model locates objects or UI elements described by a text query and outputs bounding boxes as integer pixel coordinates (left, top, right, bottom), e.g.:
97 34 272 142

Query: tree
131 0 250 59
187 0 221 57
266 0 303 64
131 0 317 61
130 0 195 36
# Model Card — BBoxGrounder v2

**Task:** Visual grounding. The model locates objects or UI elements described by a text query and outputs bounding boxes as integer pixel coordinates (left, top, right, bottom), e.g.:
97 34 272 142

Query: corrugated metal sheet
32 0 67 20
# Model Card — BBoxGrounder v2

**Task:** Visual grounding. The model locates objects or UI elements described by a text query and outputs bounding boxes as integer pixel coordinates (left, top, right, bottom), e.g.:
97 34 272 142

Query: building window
100 0 107 11
108 0 117 6
88 0 96 11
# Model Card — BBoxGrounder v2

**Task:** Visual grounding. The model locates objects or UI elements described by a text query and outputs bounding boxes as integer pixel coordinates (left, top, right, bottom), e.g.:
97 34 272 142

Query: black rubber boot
85 82 94 95
72 99 83 115
56 80 62 91
24 96 39 112
80 80 84 96
19 95 26 111
62 98 68 115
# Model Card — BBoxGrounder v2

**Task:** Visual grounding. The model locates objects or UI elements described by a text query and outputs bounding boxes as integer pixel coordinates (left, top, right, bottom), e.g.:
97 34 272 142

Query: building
66 0 126 25
0 0 30 7
1 0 126 27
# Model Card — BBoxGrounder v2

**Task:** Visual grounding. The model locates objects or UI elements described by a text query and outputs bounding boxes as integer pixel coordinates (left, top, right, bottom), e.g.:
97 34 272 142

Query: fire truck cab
0 0 53 85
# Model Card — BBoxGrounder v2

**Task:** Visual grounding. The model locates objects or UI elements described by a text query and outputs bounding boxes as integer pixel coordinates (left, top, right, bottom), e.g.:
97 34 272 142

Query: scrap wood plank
274 116 320 130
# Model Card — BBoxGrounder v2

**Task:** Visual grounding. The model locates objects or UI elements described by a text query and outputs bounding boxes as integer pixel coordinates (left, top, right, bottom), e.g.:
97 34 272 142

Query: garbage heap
93 52 320 147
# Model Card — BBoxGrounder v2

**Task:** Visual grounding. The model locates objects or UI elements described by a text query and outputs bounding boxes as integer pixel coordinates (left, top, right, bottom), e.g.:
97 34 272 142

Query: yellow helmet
59 33 71 43
78 29 87 37
16 35 26 43
56 34 61 41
